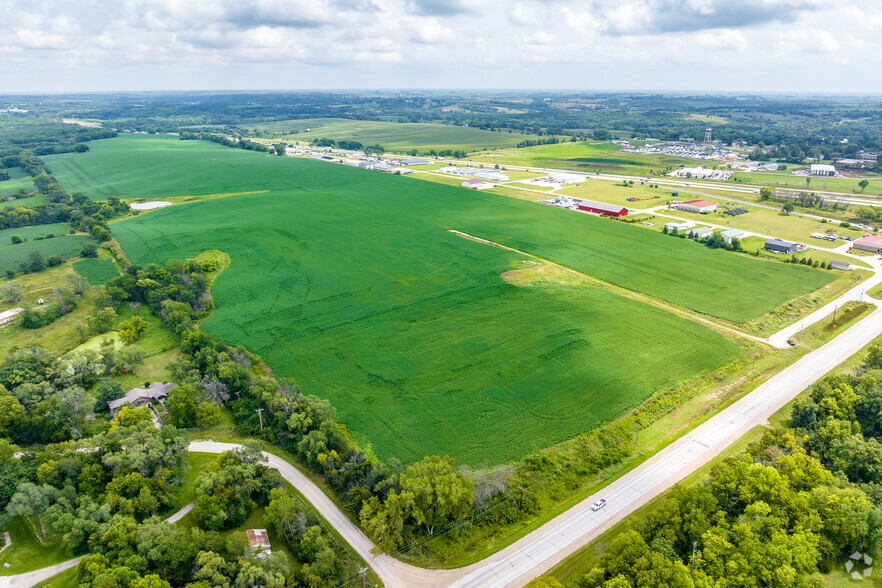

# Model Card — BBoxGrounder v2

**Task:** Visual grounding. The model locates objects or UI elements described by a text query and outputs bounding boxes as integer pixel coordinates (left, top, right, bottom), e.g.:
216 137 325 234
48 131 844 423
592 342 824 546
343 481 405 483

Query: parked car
591 498 607 511
787 339 796 346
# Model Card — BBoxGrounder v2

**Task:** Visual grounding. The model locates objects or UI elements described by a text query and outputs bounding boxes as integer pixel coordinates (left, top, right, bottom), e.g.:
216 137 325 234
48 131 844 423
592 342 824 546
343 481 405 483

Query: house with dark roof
107 382 176 416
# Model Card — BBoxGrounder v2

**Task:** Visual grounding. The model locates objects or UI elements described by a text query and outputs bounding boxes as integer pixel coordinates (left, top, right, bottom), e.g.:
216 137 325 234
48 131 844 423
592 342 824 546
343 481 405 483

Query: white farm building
676 200 717 214
810 164 836 176
475 172 509 182
547 172 587 184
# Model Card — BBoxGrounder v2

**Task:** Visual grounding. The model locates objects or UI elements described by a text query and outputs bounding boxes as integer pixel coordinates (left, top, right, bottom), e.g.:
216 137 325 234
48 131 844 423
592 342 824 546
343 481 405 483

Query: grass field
0 235 93 274
0 177 34 196
730 171 882 195
0 223 72 244
247 117 540 152
0 516 71 577
73 258 119 284
469 141 698 175
50 135 832 464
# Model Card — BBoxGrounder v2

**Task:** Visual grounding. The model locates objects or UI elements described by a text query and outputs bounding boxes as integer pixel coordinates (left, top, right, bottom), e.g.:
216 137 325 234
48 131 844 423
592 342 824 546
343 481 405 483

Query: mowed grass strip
114 188 742 465
73 258 119 285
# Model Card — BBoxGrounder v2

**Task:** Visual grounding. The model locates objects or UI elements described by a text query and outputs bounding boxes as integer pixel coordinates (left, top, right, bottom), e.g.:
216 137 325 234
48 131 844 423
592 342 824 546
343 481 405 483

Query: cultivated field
469 141 697 175
0 177 35 196
51 135 833 463
0 222 71 243
246 117 540 152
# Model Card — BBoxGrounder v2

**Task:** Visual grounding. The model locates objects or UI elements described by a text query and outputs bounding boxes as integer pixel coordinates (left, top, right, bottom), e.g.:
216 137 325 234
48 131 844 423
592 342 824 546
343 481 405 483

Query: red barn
577 199 629 217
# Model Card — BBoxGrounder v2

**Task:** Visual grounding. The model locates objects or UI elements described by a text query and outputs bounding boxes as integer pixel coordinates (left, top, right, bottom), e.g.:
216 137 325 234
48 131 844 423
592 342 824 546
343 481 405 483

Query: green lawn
247 117 540 152
50 136 834 465
0 516 72 577
73 258 119 285
0 235 94 274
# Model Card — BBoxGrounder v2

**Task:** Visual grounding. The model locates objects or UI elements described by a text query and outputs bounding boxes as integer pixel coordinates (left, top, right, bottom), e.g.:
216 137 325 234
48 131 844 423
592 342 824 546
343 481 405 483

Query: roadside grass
868 282 882 299
246 117 539 152
729 171 882 196
0 516 71 577
741 269 870 337
556 179 673 206
34 567 79 588
73 258 119 285
544 334 882 585
789 302 874 348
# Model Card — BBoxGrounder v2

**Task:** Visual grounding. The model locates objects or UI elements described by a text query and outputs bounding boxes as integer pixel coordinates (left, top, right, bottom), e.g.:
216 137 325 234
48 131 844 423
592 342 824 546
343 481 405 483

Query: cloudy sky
2 0 879 93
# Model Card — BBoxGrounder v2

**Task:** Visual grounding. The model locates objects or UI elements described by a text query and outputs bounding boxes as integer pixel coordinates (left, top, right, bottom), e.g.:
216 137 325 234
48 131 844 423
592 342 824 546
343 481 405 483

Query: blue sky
2 0 877 92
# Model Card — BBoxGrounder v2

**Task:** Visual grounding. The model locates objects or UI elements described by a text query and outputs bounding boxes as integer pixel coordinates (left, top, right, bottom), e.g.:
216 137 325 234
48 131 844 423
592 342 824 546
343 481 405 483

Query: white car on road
591 498 607 511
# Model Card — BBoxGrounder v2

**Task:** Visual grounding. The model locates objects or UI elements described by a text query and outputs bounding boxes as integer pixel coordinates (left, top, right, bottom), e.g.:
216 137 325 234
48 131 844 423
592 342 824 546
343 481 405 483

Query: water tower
704 127 712 143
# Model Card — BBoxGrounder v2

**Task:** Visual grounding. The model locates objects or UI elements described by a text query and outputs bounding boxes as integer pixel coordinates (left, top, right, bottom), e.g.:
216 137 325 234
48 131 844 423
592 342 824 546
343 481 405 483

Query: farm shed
810 164 836 176
852 235 882 254
0 307 24 326
475 172 509 182
765 238 797 254
401 157 428 165
664 221 691 233
439 166 481 176
577 200 628 217
830 259 854 271
461 179 484 188
720 228 744 244
677 200 717 214
687 226 713 239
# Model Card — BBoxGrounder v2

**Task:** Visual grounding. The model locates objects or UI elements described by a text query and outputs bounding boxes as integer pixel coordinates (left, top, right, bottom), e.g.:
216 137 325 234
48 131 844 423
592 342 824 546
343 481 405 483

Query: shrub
81 242 98 258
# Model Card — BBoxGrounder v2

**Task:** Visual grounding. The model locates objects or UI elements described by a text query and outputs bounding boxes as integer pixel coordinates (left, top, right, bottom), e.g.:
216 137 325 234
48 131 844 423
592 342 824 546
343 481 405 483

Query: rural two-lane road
6 308 882 588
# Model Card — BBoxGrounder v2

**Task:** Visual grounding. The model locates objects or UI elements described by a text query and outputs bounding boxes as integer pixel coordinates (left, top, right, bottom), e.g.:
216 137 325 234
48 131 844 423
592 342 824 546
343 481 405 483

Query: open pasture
0 177 35 196
246 117 539 152
0 222 71 243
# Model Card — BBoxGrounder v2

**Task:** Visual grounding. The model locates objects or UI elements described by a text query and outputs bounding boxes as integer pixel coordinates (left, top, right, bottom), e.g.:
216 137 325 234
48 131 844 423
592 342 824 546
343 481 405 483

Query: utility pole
635 422 640 445
358 567 368 588
256 408 264 430
752 350 757 372
832 304 838 328
517 486 525 510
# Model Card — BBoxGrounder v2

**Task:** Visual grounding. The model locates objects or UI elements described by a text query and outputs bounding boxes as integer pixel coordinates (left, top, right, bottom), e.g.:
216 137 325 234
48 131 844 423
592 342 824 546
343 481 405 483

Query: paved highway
7 301 882 588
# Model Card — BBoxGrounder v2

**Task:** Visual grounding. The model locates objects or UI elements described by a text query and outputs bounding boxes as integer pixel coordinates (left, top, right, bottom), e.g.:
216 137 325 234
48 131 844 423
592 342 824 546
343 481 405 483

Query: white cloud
776 28 840 55
0 0 877 91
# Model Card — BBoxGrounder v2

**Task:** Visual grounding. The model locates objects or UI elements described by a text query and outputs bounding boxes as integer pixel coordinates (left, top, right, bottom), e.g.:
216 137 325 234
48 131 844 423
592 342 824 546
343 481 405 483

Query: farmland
469 141 698 175
50 135 833 463
246 117 541 152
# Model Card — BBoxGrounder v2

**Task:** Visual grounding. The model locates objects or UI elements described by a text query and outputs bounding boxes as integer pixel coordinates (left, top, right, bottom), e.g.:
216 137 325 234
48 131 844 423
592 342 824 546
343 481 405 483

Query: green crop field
43 135 825 464
73 258 119 284
247 117 540 152
469 141 698 175
0 235 94 273
2 167 28 179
